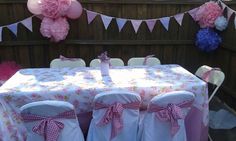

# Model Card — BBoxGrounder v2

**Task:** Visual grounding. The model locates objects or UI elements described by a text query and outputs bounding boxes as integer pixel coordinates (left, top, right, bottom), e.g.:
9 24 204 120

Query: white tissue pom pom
214 16 228 31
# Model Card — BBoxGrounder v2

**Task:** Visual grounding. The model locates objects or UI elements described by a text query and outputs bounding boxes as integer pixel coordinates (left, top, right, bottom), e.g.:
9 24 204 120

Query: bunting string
84 7 199 33
0 16 34 42
1 0 236 42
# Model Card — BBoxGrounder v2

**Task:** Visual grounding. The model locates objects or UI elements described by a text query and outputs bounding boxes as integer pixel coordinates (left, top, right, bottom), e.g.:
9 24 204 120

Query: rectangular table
0 64 208 141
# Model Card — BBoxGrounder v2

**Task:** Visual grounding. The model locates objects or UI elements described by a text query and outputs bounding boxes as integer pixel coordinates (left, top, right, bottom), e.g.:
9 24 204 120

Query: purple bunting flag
86 10 98 24
160 17 170 31
145 19 157 32
227 7 235 21
188 8 199 20
174 13 184 26
7 23 18 36
131 20 142 33
21 17 33 32
116 18 127 32
101 15 113 29
0 27 2 42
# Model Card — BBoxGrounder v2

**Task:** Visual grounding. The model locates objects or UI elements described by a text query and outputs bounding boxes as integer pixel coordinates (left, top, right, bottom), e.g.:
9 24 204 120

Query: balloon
27 0 42 15
66 0 83 19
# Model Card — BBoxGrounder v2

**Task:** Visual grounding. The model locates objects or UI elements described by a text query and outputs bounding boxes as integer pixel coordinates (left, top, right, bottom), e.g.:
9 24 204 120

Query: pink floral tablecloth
0 64 208 141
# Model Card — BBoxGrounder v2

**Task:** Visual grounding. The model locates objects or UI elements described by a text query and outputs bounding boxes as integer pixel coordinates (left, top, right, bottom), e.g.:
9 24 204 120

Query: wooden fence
0 0 236 107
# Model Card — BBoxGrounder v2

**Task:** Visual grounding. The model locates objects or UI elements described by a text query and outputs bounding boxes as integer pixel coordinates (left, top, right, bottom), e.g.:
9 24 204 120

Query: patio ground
209 97 236 141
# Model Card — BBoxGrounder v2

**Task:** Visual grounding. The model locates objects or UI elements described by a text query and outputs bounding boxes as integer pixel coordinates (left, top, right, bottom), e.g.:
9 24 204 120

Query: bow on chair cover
143 55 155 65
94 102 140 140
148 100 193 136
59 55 80 61
21 110 76 141
202 68 221 82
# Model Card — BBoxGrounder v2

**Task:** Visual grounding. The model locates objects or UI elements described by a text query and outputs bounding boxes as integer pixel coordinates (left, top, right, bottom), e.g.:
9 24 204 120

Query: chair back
50 58 86 68
140 91 195 141
87 90 141 141
195 65 225 102
89 58 124 67
20 100 84 141
128 57 161 66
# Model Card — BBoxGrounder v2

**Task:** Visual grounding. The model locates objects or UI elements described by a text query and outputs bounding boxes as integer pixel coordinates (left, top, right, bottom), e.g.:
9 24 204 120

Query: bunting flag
145 19 157 32
131 20 142 33
188 8 199 20
160 17 170 31
0 27 2 42
220 1 227 10
21 17 33 32
7 23 18 36
101 15 113 29
86 10 97 24
227 7 234 21
116 18 127 32
174 13 184 26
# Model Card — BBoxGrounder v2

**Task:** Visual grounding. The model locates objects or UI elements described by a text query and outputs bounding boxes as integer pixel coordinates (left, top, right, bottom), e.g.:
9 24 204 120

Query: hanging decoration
194 1 223 28
214 16 228 31
0 17 33 42
1 0 236 45
27 0 83 42
194 1 228 52
195 28 222 52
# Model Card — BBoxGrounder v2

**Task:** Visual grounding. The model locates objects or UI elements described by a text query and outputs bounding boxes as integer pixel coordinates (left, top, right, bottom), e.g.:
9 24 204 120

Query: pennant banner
0 16 34 42
7 23 18 36
116 18 127 32
227 7 234 21
101 15 113 29
84 6 200 34
145 19 157 32
174 13 184 26
21 17 33 32
188 8 199 20
131 20 142 33
87 10 97 24
160 17 170 31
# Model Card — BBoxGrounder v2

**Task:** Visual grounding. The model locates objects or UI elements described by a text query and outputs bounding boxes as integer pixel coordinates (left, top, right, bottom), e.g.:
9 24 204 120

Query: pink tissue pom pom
195 1 223 28
40 17 69 42
41 0 71 18
40 17 54 38
0 61 21 81
51 17 70 42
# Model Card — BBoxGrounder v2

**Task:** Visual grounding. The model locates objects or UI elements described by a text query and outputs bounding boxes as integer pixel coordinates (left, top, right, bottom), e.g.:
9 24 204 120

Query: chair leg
208 134 213 141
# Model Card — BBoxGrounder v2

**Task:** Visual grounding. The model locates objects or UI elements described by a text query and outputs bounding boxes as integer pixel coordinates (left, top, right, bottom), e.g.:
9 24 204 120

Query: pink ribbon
148 100 193 136
143 55 155 65
59 55 80 61
21 110 76 141
94 101 140 140
201 68 221 82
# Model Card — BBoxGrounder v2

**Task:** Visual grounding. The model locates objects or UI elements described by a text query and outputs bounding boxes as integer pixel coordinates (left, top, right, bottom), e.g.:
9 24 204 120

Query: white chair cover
20 100 85 141
50 58 86 68
87 90 141 141
195 65 225 102
139 91 195 141
127 57 161 66
89 58 124 67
